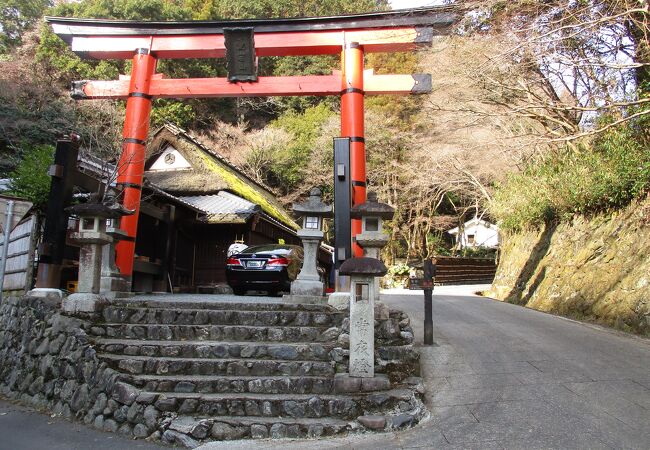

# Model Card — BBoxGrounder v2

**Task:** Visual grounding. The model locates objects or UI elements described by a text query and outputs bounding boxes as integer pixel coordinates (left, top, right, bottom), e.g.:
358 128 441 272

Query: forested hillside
1 0 648 262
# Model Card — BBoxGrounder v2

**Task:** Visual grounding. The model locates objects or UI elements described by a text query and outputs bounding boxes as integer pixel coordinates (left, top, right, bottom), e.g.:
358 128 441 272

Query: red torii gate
46 7 456 283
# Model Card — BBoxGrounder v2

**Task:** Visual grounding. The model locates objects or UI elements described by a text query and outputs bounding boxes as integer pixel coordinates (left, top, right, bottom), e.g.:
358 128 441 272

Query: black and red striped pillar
340 42 366 257
115 48 156 279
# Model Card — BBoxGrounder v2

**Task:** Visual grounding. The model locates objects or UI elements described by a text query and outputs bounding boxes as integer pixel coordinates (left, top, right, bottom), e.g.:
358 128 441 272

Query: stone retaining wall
0 296 158 438
487 196 650 335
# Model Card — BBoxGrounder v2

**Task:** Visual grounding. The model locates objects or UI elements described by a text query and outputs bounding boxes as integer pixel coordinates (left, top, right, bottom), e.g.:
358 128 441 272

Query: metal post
0 200 15 299
115 48 156 280
340 42 365 257
333 137 352 294
423 258 435 345
333 138 352 270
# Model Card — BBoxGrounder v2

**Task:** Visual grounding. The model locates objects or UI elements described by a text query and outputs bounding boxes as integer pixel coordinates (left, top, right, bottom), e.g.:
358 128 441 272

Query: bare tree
455 0 649 143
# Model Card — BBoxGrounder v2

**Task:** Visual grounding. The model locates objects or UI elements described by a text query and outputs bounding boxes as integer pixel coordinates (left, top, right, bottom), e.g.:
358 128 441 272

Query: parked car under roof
225 244 303 296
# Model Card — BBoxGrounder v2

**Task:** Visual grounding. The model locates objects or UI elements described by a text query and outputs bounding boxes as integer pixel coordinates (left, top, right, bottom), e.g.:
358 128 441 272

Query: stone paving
131 293 286 304
199 287 650 449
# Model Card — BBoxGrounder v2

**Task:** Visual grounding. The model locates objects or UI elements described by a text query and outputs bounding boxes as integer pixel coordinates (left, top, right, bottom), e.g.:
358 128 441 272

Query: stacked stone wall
0 296 158 438
487 196 650 335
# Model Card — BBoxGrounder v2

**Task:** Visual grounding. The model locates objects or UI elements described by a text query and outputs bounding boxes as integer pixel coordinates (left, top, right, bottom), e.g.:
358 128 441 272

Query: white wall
457 222 499 248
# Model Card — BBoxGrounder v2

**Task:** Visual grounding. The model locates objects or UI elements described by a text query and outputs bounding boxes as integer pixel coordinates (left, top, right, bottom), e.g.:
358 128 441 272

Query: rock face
487 196 650 335
0 296 423 445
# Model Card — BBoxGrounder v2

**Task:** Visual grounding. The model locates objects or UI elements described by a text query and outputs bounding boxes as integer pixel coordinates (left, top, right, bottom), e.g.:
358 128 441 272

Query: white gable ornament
149 146 192 171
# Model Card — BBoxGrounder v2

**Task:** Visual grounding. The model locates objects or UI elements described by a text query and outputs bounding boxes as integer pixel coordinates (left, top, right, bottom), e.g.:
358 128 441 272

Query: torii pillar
341 42 366 257
114 49 156 280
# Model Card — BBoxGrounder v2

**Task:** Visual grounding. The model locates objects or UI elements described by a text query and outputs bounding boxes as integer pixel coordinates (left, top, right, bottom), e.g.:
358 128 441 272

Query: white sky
389 0 447 9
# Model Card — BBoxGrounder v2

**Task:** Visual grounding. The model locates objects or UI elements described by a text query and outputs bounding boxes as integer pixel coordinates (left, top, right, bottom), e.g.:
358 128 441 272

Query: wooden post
423 258 435 345
160 205 175 292
34 138 79 289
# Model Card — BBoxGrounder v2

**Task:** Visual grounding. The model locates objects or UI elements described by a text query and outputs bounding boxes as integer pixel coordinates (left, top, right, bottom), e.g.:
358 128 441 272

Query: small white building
0 179 11 193
447 217 500 249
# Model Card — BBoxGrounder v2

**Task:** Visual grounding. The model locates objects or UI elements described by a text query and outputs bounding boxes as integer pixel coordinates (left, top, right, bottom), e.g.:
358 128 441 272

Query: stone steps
145 388 416 420
95 339 335 361
99 354 336 377
91 323 336 343
123 374 334 395
102 305 345 327
110 300 334 312
167 415 350 441
88 300 422 444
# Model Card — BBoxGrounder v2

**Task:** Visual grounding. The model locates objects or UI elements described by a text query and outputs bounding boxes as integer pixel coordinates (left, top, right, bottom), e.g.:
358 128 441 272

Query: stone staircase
88 299 424 445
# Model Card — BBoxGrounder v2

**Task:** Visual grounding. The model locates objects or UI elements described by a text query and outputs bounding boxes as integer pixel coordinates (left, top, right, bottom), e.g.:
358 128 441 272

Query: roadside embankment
487 196 650 335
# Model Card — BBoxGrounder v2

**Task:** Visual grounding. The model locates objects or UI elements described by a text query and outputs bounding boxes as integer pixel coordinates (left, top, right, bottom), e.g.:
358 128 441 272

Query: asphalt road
381 288 650 449
0 399 165 450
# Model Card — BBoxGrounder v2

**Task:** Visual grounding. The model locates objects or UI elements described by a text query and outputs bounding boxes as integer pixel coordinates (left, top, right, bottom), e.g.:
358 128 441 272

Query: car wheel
268 289 281 297
233 288 246 296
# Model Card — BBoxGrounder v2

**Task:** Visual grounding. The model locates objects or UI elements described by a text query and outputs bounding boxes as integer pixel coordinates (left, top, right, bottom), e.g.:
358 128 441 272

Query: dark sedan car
225 244 303 296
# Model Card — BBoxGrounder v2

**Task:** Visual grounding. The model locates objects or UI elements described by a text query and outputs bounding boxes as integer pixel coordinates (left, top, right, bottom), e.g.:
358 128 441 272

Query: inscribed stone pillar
339 256 387 378
349 275 376 377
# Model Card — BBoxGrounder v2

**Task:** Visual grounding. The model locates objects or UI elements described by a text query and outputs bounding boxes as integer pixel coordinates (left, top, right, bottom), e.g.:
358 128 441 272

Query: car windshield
240 245 293 255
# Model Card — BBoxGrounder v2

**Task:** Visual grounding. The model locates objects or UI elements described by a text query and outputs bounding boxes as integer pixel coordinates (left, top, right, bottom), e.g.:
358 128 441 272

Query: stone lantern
350 191 395 260
339 256 387 377
100 222 131 297
63 202 132 313
338 191 394 378
288 188 332 302
330 192 394 313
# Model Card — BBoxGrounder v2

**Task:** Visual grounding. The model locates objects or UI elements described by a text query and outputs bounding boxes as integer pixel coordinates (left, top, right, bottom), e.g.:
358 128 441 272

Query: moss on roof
195 150 297 229
145 170 228 193
146 125 298 230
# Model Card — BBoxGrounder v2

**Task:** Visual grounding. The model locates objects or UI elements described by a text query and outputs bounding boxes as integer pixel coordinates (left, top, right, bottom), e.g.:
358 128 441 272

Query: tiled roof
179 192 260 224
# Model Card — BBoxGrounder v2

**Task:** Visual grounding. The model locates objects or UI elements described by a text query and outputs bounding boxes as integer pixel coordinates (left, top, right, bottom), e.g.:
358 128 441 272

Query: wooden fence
1 215 39 295
433 256 496 285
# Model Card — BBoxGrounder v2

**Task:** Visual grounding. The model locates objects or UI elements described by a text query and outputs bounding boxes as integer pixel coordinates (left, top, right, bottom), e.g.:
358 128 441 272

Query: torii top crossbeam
46 7 458 284
47 7 456 58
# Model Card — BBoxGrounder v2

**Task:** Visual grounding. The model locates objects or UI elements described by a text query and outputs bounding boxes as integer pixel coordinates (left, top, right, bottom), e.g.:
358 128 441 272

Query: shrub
459 247 497 259
8 144 54 211
382 263 412 288
491 118 650 231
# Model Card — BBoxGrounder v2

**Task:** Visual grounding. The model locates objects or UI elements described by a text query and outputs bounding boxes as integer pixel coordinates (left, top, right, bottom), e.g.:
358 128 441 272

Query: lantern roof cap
339 257 387 276
350 192 395 219
66 202 135 219
292 188 333 217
